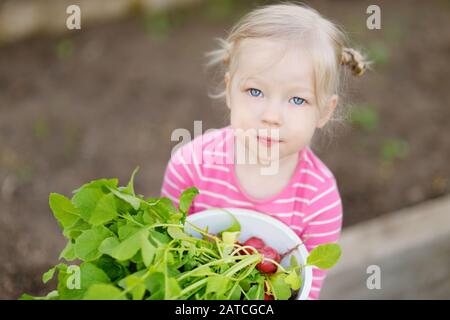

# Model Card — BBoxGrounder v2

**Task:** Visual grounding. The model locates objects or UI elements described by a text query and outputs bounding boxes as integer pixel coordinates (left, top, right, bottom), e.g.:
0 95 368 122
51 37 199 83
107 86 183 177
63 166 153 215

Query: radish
237 237 282 274
239 236 266 255
256 246 281 274
244 237 265 249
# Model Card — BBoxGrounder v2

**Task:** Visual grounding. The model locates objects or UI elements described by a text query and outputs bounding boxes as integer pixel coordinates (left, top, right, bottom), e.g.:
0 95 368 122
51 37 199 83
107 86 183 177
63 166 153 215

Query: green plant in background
63 125 80 160
142 11 172 40
367 41 390 67
202 0 271 23
203 0 236 22
349 104 379 133
33 118 50 141
380 138 409 165
383 20 406 44
56 38 75 60
16 164 34 184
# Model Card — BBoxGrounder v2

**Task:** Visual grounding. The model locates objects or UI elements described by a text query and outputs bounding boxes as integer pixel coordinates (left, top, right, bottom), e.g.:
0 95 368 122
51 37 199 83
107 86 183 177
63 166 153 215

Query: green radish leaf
269 273 291 300
222 231 240 257
118 224 141 241
99 237 120 256
42 263 67 284
132 284 146 300
239 278 251 292
49 193 81 228
62 219 91 240
88 193 117 226
184 266 215 277
145 271 181 300
122 166 139 196
228 284 242 300
168 213 184 224
108 187 141 211
18 294 38 300
285 270 302 291
222 231 240 245
19 290 59 300
246 281 264 300
111 230 146 261
83 284 126 300
72 187 104 222
57 262 110 300
165 277 182 299
120 273 147 300
95 255 127 282
142 210 156 225
206 275 230 295
59 241 76 261
72 178 118 194
149 230 171 245
145 272 165 300
178 187 199 219
74 226 112 261
307 243 341 269
154 197 178 222
141 237 156 267
167 226 189 240
218 210 241 237
290 255 299 269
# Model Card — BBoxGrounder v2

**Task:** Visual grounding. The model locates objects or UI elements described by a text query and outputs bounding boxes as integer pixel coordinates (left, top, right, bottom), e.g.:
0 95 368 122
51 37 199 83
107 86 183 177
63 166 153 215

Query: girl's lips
257 135 282 147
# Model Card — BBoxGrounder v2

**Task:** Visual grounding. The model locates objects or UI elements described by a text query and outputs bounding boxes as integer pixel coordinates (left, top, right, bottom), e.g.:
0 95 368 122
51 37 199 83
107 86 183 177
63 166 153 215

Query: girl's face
225 37 337 165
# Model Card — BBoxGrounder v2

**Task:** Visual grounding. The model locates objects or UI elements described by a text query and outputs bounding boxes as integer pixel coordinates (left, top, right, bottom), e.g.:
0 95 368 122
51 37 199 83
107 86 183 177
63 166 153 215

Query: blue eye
290 96 306 106
248 88 263 97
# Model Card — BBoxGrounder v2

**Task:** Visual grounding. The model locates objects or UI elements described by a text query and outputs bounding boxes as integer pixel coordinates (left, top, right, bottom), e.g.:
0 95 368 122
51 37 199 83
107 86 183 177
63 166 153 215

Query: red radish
238 247 254 255
256 246 281 274
264 294 274 300
244 237 265 249
236 241 253 255
238 237 266 255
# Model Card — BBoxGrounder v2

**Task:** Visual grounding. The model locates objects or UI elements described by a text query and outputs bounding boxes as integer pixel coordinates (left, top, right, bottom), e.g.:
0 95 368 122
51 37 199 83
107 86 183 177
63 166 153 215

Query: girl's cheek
286 111 316 133
235 95 257 113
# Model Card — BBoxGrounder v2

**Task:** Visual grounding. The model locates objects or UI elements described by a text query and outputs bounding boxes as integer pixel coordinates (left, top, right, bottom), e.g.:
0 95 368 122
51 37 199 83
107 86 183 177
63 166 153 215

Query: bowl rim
186 207 312 300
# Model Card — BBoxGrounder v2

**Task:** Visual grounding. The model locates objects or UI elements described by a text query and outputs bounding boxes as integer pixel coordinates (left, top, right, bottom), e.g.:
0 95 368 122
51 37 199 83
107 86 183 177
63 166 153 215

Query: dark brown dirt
0 0 449 299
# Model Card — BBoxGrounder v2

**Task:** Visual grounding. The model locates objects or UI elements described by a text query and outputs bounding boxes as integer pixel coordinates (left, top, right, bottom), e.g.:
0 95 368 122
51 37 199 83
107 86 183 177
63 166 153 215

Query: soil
0 0 449 299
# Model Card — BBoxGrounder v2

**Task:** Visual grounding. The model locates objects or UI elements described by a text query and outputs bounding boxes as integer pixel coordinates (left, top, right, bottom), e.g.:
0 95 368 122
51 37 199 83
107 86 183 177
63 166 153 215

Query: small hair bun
341 47 367 76
223 52 230 65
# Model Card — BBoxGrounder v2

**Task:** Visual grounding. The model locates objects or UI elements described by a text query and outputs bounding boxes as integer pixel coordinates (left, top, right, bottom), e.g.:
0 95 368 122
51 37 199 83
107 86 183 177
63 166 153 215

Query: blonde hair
203 1 371 141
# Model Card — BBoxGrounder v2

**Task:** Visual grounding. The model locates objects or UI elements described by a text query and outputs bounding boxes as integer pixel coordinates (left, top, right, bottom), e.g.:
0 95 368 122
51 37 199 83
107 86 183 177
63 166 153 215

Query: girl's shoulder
301 146 337 186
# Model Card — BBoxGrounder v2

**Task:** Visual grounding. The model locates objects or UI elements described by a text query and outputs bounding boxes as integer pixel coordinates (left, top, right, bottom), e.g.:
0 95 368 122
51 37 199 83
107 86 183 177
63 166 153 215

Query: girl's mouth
257 135 282 147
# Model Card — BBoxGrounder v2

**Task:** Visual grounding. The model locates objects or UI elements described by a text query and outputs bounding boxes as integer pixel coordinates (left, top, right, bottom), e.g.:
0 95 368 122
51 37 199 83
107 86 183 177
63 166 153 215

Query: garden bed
0 0 449 299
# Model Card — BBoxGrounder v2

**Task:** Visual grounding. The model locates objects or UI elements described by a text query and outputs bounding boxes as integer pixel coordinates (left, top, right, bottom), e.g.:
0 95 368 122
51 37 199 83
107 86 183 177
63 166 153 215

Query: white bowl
185 207 312 300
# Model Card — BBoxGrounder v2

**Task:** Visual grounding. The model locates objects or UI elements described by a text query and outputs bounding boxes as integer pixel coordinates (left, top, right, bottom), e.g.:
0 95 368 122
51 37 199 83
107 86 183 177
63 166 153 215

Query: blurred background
0 0 449 299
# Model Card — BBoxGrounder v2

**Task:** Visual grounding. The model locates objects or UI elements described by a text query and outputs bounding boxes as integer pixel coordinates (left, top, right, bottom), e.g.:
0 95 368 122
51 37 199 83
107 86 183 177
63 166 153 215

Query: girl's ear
224 72 231 110
317 94 338 129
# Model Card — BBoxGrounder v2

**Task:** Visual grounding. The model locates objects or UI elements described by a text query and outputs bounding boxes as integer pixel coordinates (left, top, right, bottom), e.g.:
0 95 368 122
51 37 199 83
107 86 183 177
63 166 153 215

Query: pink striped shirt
160 125 343 300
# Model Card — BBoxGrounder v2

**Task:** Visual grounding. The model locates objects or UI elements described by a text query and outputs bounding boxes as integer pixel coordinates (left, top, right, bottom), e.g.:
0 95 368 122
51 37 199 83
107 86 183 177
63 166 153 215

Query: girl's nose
260 103 282 127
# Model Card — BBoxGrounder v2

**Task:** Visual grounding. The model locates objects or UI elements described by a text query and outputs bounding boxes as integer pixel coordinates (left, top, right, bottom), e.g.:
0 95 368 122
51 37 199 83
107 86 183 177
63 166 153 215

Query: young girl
160 2 368 300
